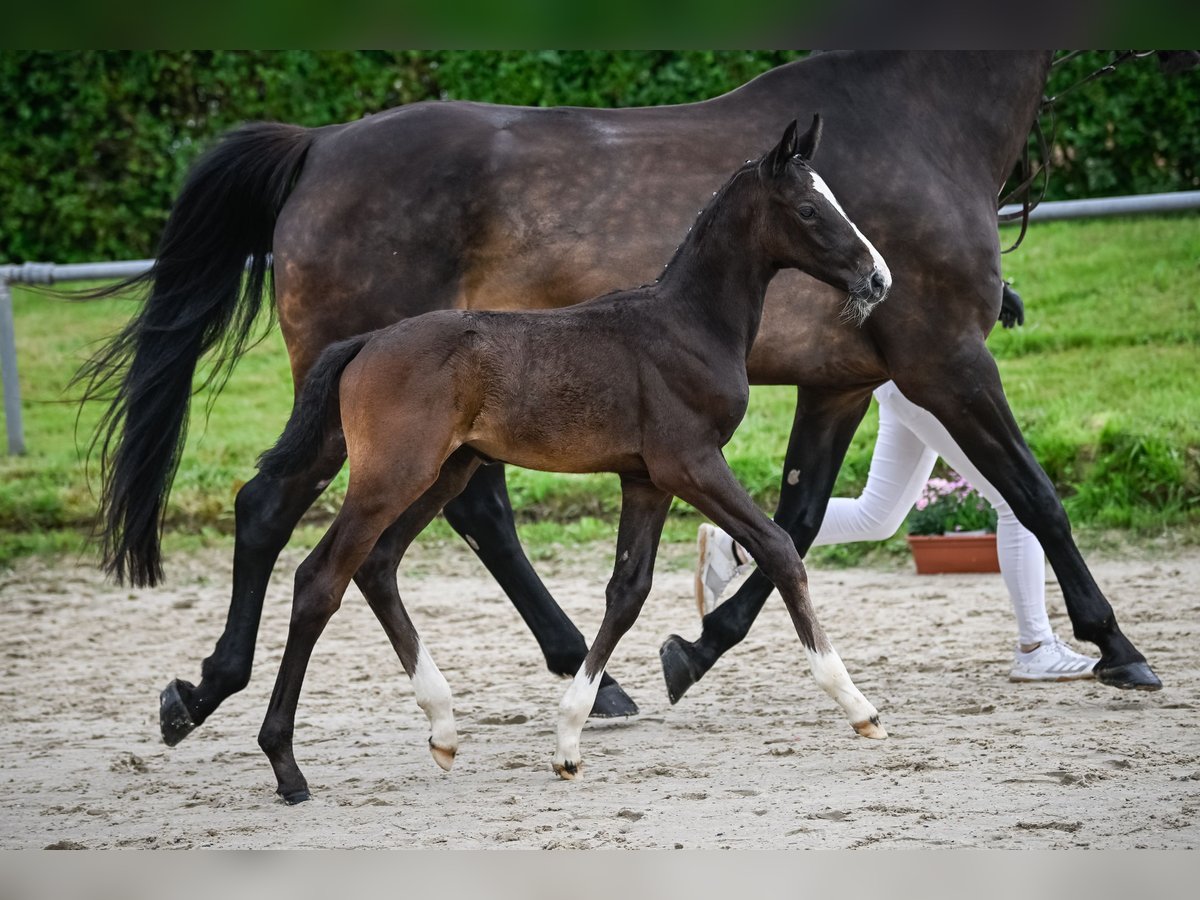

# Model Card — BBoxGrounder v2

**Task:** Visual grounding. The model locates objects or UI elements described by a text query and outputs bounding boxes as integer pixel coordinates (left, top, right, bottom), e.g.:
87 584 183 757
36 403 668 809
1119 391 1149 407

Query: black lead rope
999 50 1155 254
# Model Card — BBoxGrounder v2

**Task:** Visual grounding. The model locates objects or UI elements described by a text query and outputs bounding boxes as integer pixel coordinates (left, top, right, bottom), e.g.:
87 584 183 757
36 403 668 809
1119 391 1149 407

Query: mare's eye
798 205 816 219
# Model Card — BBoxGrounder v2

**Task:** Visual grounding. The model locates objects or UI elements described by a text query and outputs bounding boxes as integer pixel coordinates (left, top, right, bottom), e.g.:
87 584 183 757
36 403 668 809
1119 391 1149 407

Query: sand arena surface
1 539 1197 849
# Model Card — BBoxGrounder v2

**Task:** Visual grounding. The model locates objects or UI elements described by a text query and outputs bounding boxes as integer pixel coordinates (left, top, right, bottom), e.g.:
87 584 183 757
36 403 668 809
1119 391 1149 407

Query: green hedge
2 50 1197 263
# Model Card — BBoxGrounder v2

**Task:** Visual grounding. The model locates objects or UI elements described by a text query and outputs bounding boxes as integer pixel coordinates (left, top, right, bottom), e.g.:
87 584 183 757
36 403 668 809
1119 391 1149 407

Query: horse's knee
749 526 807 589
199 653 253 694
292 558 342 625
235 473 322 554
604 568 653 634
257 719 292 757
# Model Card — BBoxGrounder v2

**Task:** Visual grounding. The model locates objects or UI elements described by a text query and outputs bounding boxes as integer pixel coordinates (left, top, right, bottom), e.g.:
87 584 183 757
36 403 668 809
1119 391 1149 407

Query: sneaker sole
1008 672 1097 683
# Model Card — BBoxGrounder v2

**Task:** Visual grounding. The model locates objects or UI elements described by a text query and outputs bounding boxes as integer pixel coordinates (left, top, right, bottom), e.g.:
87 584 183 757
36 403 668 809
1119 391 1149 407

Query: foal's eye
798 205 816 219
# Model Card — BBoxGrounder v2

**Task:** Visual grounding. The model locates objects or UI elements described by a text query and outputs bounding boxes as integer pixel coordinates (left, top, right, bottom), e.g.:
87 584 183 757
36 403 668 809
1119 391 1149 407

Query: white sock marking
412 641 457 754
555 667 601 772
805 646 879 727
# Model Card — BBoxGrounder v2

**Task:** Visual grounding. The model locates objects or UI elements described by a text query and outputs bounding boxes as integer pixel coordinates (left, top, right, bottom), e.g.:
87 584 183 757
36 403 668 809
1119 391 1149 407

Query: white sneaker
1008 635 1098 682
694 523 755 618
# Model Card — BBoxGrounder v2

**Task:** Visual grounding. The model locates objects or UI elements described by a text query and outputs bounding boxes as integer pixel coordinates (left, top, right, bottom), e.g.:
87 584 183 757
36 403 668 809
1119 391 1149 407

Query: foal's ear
765 119 800 178
795 113 823 162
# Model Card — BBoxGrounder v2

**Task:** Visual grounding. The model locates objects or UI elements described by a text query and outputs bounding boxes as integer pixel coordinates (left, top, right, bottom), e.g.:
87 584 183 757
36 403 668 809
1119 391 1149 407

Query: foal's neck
654 179 777 355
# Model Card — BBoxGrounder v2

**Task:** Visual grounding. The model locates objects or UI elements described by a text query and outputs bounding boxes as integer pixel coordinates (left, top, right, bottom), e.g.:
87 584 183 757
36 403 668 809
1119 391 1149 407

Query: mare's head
754 116 891 323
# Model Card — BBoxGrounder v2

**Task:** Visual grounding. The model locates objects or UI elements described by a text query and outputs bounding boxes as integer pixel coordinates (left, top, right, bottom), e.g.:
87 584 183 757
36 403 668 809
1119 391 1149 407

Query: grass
1 213 1197 568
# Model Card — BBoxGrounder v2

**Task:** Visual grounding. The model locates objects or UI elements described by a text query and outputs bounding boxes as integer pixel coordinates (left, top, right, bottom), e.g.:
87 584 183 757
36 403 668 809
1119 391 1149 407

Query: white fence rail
5 190 1200 455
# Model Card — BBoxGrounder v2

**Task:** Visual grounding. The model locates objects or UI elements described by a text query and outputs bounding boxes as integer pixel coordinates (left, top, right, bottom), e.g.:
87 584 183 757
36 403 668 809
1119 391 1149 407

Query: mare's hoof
279 787 311 805
852 715 888 740
659 635 702 705
552 759 580 781
430 741 457 772
159 679 197 747
590 682 639 719
1096 660 1163 691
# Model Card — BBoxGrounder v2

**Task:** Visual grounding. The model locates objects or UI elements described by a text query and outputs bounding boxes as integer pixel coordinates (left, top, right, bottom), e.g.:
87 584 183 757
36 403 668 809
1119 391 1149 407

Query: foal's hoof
553 759 581 781
852 715 888 740
1096 660 1163 692
278 787 311 805
429 740 457 772
159 679 198 747
590 682 639 719
660 635 703 704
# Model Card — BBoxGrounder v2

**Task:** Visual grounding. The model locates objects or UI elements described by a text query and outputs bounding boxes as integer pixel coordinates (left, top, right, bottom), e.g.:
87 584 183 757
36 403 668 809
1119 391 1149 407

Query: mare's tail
257 336 371 481
72 122 315 587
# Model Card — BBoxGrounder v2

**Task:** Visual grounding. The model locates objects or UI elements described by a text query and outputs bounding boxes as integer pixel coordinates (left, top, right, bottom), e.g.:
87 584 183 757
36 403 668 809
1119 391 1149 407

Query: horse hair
70 122 313 587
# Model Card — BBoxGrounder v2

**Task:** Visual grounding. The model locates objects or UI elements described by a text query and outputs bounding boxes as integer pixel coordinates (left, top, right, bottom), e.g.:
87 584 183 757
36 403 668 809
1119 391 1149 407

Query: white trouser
811 381 1054 647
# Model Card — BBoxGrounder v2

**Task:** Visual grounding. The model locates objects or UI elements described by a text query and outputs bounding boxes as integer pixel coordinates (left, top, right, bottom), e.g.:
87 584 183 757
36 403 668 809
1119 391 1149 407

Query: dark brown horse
255 121 891 801
79 52 1161 751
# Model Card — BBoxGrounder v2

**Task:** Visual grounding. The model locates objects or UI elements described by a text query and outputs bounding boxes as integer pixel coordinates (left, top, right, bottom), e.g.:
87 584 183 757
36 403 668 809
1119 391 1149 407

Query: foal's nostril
871 271 887 295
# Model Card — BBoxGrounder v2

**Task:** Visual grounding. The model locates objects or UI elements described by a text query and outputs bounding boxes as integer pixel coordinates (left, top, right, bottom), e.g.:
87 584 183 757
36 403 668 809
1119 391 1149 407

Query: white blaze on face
412 640 457 754
807 170 892 293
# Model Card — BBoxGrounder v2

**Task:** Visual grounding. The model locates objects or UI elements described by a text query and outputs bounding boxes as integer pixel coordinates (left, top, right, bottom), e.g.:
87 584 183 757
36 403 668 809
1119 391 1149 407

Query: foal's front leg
553 476 672 779
662 453 886 739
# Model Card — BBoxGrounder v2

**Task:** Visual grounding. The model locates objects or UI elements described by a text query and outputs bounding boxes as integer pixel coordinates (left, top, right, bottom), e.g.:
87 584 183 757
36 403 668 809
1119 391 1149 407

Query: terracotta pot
906 533 1000 575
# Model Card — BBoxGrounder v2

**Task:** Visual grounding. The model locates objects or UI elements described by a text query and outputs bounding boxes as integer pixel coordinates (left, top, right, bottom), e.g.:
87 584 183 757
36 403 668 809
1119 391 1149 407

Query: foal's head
754 116 891 323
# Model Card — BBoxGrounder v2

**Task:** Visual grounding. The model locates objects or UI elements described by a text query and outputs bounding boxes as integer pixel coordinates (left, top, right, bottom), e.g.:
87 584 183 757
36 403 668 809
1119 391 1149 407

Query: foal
257 118 892 802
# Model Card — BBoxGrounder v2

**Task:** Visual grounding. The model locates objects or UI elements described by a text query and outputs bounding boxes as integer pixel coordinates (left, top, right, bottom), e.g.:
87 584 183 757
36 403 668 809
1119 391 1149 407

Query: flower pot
906 533 1000 575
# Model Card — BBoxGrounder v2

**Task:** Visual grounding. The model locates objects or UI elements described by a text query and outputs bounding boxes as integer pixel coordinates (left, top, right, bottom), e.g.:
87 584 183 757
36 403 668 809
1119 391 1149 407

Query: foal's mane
653 157 764 286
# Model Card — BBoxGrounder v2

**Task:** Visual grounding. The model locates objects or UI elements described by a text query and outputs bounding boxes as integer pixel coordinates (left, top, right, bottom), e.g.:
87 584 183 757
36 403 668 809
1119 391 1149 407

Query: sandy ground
1 536 1197 849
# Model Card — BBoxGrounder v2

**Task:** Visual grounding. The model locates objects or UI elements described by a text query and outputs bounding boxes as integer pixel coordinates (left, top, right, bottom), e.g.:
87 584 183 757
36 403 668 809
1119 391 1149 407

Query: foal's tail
258 335 371 481
71 122 314 587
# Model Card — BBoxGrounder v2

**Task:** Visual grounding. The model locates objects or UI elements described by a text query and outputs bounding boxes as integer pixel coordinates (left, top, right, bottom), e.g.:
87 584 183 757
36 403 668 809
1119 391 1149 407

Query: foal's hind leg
442 464 639 718
160 443 345 746
353 447 484 773
553 476 672 779
658 452 885 739
258 455 448 804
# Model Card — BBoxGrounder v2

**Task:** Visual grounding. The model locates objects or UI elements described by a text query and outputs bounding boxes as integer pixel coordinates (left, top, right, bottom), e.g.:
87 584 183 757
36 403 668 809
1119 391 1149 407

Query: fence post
0 277 25 455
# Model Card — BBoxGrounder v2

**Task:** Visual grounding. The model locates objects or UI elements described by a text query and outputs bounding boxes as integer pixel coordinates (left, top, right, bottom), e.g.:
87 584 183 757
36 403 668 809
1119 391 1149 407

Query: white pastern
804 646 887 739
553 667 602 778
808 171 892 292
411 641 458 768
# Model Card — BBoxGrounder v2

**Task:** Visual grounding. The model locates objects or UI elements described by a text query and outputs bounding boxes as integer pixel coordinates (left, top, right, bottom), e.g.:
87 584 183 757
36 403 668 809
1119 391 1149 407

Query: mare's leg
441 464 638 717
353 447 484 774
553 476 672 779
659 453 885 738
660 390 871 703
160 446 345 746
896 347 1160 689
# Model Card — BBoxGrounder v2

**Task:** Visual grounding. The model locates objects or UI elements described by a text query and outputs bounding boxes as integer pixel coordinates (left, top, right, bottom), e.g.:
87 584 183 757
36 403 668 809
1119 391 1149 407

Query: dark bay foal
256 119 891 802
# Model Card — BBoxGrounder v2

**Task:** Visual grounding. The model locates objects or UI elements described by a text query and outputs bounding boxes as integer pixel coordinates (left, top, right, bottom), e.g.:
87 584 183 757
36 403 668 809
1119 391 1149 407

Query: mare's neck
654 181 777 355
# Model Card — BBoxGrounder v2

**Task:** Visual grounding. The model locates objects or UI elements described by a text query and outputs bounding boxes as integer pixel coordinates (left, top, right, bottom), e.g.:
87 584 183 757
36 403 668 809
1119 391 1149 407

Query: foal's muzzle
846 264 890 324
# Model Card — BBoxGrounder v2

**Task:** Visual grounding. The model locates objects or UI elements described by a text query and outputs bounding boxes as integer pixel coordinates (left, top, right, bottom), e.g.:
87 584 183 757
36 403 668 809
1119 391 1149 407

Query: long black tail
258 336 370 481
72 122 314 587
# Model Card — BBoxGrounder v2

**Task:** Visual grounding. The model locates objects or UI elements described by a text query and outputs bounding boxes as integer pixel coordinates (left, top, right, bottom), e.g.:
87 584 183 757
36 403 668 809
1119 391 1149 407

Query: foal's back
341 295 678 475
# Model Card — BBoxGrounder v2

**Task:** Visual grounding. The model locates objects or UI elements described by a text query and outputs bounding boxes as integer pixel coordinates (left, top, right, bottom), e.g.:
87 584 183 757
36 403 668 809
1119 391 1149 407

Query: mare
77 52 1161 751
254 120 892 802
